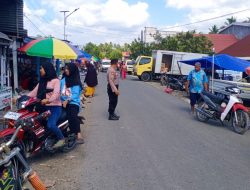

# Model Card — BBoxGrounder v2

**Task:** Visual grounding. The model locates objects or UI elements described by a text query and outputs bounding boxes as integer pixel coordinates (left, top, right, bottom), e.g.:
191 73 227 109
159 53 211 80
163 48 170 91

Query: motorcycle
196 86 250 134
1 89 77 156
160 74 187 91
0 112 49 190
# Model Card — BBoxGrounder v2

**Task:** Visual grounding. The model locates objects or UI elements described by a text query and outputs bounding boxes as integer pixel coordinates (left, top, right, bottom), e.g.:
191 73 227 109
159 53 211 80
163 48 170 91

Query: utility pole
141 30 144 54
60 8 79 40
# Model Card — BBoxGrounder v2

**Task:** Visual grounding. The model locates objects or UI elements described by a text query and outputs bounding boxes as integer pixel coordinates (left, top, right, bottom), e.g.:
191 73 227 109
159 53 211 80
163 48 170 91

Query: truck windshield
127 61 135 65
139 57 151 65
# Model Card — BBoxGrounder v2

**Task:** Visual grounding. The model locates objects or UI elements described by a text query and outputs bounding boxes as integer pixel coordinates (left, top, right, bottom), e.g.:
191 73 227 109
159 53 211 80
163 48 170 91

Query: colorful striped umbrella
19 38 83 59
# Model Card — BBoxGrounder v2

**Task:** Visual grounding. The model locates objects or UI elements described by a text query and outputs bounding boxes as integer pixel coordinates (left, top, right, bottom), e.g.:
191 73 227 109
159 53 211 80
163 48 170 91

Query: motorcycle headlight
21 101 27 108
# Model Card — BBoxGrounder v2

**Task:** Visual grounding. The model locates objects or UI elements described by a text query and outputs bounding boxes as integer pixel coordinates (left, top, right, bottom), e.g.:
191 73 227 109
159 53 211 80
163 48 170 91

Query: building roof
219 22 250 33
196 34 238 53
219 34 250 57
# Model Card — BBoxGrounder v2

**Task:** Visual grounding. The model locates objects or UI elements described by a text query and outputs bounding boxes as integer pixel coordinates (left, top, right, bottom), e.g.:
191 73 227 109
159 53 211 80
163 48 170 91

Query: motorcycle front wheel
196 101 210 122
232 110 250 135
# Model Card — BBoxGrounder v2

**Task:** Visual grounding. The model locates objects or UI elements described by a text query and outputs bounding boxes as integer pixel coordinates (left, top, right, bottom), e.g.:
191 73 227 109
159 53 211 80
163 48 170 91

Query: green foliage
84 42 125 59
84 42 101 58
225 16 237 26
83 30 213 60
110 49 122 60
209 25 219 34
128 30 213 59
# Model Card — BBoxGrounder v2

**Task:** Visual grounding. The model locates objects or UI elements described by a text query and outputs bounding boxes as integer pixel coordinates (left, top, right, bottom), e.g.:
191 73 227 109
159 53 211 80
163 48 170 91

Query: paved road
81 73 250 190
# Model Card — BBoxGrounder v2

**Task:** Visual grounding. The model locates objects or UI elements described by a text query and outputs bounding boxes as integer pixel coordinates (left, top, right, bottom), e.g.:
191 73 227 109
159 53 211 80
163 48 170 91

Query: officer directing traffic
107 59 120 120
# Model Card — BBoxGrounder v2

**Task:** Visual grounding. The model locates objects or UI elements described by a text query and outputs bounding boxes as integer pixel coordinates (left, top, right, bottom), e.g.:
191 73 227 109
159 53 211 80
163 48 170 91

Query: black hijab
85 63 98 87
65 63 82 89
37 62 57 99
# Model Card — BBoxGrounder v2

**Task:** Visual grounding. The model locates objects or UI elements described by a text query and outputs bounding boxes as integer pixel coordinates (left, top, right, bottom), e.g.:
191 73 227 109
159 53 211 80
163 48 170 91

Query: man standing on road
107 59 120 120
186 62 208 114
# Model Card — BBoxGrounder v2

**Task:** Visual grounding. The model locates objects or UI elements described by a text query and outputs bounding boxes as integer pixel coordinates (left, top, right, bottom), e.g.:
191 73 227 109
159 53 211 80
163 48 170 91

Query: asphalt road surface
80 73 250 190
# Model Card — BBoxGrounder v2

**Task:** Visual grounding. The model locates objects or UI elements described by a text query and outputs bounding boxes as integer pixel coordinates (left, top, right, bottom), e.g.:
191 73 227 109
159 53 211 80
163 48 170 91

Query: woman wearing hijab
61 63 84 144
84 62 98 97
28 62 65 148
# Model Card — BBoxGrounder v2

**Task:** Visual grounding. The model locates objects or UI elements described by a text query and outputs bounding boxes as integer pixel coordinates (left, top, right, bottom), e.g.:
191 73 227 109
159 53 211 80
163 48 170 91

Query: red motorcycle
0 89 77 156
0 112 49 190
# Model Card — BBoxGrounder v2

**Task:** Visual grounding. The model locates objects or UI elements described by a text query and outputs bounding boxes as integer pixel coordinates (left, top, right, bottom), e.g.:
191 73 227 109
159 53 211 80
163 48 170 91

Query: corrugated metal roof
219 22 250 33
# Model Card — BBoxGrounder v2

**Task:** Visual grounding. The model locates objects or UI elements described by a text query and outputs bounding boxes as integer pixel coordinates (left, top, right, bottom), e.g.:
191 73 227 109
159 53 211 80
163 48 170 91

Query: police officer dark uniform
107 59 120 120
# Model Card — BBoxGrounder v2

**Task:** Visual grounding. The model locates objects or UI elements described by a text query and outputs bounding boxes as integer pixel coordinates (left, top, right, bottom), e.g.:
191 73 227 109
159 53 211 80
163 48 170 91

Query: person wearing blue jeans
28 62 65 148
46 106 64 140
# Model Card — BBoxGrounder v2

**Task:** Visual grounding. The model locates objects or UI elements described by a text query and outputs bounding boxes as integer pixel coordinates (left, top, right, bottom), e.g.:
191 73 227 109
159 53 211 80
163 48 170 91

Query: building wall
144 27 178 43
220 25 250 40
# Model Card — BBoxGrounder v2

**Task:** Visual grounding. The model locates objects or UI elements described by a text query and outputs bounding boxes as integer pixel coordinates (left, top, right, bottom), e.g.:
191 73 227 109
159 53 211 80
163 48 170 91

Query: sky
24 0 250 45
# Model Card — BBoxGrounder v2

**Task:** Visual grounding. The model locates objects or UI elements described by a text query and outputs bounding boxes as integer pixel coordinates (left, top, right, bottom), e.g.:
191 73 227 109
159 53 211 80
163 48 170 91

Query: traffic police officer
107 59 120 120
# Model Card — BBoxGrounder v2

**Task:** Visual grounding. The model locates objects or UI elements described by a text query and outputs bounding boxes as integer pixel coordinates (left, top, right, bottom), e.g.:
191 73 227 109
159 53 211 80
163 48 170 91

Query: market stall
0 32 12 111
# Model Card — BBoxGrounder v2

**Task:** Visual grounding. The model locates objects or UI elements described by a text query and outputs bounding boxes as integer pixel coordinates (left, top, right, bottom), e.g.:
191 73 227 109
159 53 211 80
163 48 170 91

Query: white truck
134 50 207 81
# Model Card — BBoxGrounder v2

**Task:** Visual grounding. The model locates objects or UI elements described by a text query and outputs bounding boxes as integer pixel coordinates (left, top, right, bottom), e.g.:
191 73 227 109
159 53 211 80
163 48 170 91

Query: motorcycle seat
202 91 225 104
57 109 67 125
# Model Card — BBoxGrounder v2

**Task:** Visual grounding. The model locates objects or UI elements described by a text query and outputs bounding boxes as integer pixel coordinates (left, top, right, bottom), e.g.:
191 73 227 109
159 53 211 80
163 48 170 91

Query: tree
225 16 237 26
209 25 219 34
153 30 212 54
128 38 155 59
84 42 100 58
109 49 122 60
243 17 250 23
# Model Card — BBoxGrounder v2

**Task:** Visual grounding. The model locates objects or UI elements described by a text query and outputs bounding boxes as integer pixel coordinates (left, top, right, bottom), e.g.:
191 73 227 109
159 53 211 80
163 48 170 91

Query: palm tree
243 17 250 23
209 25 219 34
225 16 237 26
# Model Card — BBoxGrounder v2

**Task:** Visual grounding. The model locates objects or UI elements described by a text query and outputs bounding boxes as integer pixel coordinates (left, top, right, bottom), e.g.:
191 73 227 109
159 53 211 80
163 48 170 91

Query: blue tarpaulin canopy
180 54 250 72
79 50 92 61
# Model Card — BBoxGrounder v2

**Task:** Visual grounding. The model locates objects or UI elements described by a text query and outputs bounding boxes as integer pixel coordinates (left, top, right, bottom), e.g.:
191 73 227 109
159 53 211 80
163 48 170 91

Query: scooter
1 89 77 156
161 74 187 91
196 86 250 134
0 112 49 190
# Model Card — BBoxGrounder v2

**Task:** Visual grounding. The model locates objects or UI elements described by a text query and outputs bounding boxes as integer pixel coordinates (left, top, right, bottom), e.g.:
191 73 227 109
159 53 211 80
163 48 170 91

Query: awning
180 54 250 72
0 32 11 41
0 32 11 46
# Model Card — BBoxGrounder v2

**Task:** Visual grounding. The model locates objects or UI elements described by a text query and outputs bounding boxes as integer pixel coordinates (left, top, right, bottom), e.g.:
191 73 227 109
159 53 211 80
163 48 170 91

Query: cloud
165 0 250 32
24 0 149 44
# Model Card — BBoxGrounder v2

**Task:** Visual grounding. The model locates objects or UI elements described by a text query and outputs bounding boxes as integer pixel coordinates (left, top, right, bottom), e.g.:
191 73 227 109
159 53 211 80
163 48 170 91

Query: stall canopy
79 50 92 61
180 54 250 72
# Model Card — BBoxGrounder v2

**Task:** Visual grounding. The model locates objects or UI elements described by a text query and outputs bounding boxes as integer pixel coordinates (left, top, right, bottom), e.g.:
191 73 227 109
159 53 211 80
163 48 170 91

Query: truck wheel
141 72 151 82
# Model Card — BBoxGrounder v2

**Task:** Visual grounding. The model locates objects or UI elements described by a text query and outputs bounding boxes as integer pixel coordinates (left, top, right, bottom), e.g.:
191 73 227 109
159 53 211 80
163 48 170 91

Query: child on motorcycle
28 62 65 148
61 63 84 144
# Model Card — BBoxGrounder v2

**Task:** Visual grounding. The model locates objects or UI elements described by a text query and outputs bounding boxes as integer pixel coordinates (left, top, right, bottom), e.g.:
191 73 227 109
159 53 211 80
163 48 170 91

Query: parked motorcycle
0 112 48 190
160 74 187 91
196 86 250 134
1 90 77 156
